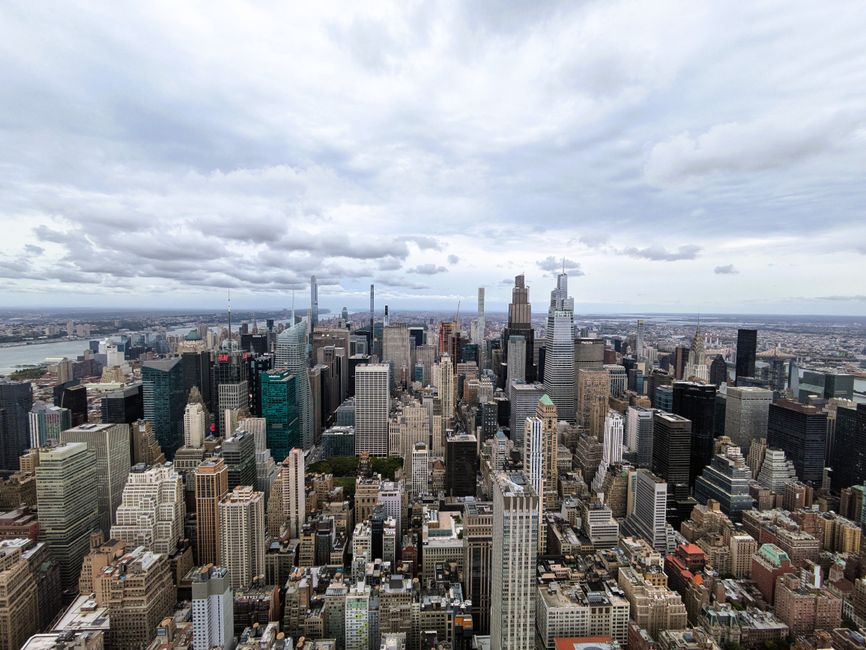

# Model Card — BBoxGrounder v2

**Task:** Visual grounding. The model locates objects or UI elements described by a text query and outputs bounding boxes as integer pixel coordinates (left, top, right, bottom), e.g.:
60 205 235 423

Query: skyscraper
355 364 390 456
142 358 186 459
623 469 669 552
626 406 655 468
192 565 234 650
652 411 692 502
28 403 71 447
276 320 314 450
577 369 609 439
491 471 539 649
506 335 526 385
283 448 305 539
767 400 827 485
503 274 536 382
445 431 478 497
35 442 98 592
221 429 257 490
195 458 228 565
382 324 411 390
0 379 33 471
671 382 716 484
830 404 866 491
310 275 319 331
259 369 300 463
219 486 265 590
213 351 249 438
111 463 185 555
725 386 772 451
183 388 207 448
543 273 575 422
60 422 131 537
736 329 757 383
463 500 493 634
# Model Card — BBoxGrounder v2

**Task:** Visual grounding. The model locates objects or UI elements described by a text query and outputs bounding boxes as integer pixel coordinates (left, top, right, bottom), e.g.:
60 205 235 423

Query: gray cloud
714 264 738 275
536 256 585 276
409 264 448 275
622 245 701 262
24 244 44 255
447 254 459 265
578 234 609 248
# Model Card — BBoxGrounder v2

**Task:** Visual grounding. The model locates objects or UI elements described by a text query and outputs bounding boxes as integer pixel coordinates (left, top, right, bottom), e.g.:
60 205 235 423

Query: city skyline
0 3 864 314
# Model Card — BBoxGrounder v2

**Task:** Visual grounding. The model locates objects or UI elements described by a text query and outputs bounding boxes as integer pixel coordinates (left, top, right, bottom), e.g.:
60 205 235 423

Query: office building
671 382 715 484
100 382 144 425
283 448 306 539
0 380 33 471
60 422 131 537
767 400 827 485
756 448 798 492
626 406 654 467
623 469 669 552
259 369 300 463
192 565 234 650
28 403 71 447
693 448 755 522
491 472 539 649
111 463 184 555
507 335 526 385
709 356 728 386
445 431 478 497
655 384 673 412
221 429 257 490
463 500 493 634
183 387 207 448
509 382 544 446
830 404 866 491
275 320 313 450
142 358 186 459
35 442 98 593
345 581 371 650
574 338 605 374
219 486 265 590
536 579 629 649
355 364 390 456
543 273 575 422
651 412 691 498
502 275 536 383
0 538 42 650
79 541 175 650
736 329 757 383
725 387 772 451
131 418 166 467
774 573 842 635
576 369 609 438
606 364 628 398
195 458 229 566
382 324 411 390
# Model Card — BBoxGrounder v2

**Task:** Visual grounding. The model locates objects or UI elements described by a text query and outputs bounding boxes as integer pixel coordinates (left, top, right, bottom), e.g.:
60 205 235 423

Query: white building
491 471 539 649
219 486 266 590
110 464 185 555
355 364 391 456
345 582 371 650
191 565 234 650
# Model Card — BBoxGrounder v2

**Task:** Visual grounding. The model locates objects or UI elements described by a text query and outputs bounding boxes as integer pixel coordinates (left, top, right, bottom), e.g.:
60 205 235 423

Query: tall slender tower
491 471 539 649
219 486 265 590
543 273 575 422
503 275 536 382
369 284 375 354
195 457 229 565
355 364 390 456
285 448 306 538
310 275 319 331
276 320 313 450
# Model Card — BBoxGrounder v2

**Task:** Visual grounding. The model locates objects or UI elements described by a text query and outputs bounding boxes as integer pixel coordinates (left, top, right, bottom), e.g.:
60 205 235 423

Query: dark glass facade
736 329 757 382
672 382 716 484
767 400 826 485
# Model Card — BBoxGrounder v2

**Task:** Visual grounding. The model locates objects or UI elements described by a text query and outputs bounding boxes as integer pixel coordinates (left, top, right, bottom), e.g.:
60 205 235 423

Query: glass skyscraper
259 369 300 463
276 319 313 450
142 358 186 459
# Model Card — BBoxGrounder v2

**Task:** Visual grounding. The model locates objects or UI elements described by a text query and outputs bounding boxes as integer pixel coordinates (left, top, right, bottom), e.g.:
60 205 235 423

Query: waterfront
0 340 92 375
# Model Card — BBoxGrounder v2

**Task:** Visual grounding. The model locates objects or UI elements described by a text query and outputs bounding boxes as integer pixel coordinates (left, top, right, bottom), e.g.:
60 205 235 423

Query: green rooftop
539 394 554 406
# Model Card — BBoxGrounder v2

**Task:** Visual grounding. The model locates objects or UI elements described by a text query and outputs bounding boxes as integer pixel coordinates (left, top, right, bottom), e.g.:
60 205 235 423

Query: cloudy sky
1 1 865 315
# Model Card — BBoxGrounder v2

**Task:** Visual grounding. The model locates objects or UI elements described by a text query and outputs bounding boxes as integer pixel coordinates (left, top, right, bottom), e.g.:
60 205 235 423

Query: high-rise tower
543 272 575 422
503 275 536 382
310 275 319 331
736 329 757 383
276 320 313 450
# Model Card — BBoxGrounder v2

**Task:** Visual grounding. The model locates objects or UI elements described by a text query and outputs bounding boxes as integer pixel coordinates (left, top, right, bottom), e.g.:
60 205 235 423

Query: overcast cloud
1 1 865 314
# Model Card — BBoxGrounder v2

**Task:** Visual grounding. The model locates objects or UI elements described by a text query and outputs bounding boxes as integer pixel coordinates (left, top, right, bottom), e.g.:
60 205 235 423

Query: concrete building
60 422 131 537
491 472 539 649
355 364 391 457
219 486 265 590
725 387 772 451
110 463 184 555
192 565 234 650
536 580 630 649
28 403 71 448
195 458 229 566
509 382 545 446
774 573 842 635
577 369 609 438
345 581 370 650
623 469 669 552
35 442 98 593
0 538 40 650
